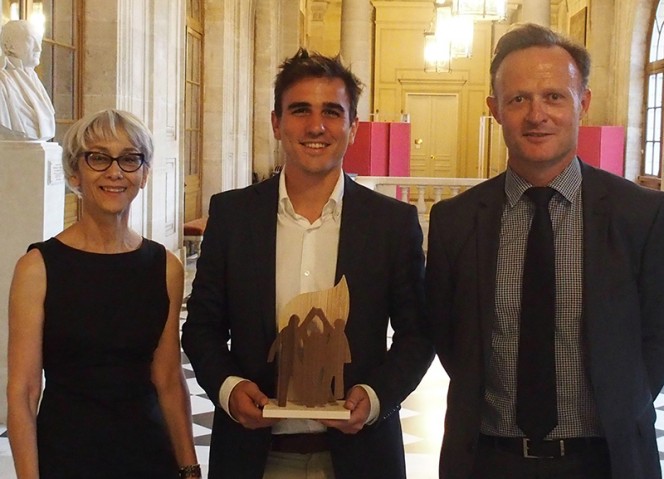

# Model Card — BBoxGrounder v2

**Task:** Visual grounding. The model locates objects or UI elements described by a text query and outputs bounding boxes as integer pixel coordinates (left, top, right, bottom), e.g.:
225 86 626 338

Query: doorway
406 93 459 209
407 93 459 178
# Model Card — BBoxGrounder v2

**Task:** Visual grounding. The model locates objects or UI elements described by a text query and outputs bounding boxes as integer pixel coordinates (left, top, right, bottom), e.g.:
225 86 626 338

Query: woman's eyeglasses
82 151 145 173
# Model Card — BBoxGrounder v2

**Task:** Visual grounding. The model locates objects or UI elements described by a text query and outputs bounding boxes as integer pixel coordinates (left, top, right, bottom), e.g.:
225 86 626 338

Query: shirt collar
505 157 582 207
278 166 345 221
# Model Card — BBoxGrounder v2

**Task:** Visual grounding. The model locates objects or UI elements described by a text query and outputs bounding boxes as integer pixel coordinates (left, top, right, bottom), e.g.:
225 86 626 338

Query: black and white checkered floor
2 306 664 477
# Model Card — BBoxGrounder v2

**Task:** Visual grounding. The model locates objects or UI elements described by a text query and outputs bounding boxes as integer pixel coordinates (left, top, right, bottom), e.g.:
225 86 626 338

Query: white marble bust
0 20 55 141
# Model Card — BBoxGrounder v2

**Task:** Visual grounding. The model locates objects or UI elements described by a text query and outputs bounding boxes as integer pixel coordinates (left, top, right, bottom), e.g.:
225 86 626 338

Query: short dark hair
273 48 364 121
490 23 591 92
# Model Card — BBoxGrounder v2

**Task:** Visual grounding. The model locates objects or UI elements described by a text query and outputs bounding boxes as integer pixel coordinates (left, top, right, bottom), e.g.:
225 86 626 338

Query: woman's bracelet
179 463 202 478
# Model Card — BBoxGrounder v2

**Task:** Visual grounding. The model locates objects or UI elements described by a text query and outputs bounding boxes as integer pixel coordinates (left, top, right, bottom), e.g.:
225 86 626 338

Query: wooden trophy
263 276 351 419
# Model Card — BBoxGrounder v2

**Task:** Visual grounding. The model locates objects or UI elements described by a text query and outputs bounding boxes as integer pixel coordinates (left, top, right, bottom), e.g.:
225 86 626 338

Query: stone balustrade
354 176 486 252
354 176 486 214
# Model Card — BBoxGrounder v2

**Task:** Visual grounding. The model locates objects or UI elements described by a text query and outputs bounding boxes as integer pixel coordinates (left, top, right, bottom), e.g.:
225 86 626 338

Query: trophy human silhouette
263 276 351 419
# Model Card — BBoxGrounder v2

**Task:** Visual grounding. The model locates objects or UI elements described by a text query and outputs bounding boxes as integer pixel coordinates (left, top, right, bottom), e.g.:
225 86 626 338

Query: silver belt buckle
522 438 537 458
522 438 563 458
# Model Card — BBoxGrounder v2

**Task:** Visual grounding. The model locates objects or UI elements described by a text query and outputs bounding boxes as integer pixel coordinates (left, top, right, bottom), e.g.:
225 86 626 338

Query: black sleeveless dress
30 238 179 479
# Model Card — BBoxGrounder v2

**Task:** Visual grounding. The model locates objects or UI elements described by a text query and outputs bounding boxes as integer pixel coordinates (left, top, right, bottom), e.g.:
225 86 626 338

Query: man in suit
426 23 664 479
182 49 433 479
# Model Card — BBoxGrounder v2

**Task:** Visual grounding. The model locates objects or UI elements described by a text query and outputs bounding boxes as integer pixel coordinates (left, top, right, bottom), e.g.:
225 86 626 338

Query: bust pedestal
0 141 65 422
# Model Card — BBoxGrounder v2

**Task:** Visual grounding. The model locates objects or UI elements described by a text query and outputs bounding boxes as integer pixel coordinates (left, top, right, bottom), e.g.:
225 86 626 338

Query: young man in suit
426 23 664 479
182 49 433 479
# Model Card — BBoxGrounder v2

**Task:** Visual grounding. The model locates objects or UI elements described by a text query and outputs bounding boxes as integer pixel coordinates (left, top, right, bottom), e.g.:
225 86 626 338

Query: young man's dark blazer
426 159 664 479
182 173 434 479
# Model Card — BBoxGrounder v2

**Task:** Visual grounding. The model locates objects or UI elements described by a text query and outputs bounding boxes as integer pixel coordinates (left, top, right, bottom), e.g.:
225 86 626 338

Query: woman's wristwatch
179 464 202 478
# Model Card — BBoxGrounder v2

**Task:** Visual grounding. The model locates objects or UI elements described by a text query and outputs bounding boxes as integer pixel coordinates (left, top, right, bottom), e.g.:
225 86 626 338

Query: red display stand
388 123 410 176
577 126 625 177
344 121 410 176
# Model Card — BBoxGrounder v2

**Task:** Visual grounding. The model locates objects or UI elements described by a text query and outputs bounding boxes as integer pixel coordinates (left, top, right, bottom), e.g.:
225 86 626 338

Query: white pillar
253 0 283 180
0 141 65 422
340 0 373 121
521 0 550 26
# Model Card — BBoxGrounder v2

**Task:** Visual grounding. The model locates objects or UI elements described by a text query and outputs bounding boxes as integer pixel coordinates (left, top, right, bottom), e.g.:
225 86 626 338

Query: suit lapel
579 163 611 349
336 175 371 283
476 176 506 370
249 176 279 339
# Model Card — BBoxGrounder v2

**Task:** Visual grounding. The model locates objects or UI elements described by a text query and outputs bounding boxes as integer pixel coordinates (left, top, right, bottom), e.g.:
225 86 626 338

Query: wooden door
406 93 459 209
407 93 459 178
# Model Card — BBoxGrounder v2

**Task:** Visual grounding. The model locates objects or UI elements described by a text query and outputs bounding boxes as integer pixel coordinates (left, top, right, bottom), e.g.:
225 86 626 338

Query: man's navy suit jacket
426 160 664 479
182 173 434 479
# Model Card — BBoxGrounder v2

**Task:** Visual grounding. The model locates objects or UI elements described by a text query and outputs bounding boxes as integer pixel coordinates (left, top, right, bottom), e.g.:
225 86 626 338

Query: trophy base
262 399 350 419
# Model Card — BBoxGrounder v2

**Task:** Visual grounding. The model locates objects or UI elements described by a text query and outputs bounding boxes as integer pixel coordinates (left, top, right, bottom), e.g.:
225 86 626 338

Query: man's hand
229 380 279 429
319 386 370 434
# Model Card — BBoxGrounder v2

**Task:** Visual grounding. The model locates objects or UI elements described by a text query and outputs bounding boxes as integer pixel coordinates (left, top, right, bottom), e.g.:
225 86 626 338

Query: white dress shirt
219 167 379 434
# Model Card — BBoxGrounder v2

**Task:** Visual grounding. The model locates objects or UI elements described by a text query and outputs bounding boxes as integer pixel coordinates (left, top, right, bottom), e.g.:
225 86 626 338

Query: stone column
309 1 329 54
585 1 613 127
340 0 373 121
253 0 280 180
521 0 550 26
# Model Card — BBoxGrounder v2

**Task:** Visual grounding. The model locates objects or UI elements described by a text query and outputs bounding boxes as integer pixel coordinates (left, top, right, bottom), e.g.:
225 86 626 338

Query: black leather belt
479 434 607 459
271 433 330 454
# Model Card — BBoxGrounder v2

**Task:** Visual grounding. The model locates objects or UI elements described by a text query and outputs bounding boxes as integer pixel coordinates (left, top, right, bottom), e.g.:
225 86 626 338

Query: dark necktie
516 186 558 443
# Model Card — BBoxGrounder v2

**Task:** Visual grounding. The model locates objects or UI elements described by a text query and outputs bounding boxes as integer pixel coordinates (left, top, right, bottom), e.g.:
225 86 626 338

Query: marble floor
1 258 664 477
